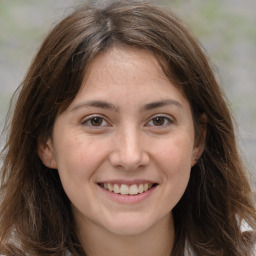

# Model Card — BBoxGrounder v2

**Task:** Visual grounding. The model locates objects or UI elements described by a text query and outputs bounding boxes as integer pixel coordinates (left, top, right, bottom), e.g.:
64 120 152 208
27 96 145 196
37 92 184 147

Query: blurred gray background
0 0 255 182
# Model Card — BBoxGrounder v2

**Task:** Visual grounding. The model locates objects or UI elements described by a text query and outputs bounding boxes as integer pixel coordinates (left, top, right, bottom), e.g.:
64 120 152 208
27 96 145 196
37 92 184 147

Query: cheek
146 136 194 215
156 135 194 172
54 135 109 179
155 135 193 194
54 136 110 207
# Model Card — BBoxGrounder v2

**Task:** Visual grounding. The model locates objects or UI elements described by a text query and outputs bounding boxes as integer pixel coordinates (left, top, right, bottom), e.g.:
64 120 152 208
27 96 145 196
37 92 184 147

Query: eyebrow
141 99 183 111
71 100 119 112
71 99 183 112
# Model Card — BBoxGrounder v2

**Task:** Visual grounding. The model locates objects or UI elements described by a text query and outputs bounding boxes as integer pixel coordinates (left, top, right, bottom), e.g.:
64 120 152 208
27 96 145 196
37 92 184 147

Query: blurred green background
0 0 255 180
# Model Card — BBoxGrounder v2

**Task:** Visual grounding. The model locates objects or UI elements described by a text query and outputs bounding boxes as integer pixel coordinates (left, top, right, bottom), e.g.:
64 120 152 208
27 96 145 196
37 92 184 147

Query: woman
0 1 255 255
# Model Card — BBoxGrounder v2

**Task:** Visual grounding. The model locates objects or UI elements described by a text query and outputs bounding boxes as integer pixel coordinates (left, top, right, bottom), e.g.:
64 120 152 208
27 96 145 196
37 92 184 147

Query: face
39 47 203 237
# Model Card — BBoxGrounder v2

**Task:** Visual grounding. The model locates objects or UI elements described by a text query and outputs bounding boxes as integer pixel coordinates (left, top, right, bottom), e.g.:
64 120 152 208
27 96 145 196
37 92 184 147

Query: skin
39 47 204 256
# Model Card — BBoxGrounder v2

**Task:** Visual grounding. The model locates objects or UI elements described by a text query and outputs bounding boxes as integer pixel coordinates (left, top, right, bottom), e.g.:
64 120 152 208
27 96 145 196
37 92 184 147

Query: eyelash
81 115 173 128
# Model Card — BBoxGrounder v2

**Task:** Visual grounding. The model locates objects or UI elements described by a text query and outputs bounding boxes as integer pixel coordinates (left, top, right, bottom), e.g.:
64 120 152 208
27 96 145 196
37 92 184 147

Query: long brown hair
1 1 255 255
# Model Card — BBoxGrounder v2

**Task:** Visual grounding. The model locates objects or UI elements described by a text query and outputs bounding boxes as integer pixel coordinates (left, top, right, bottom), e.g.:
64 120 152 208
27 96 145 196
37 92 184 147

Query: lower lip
98 185 157 204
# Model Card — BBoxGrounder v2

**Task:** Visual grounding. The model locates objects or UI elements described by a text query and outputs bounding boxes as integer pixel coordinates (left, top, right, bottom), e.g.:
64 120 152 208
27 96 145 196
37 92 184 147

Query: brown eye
82 116 108 127
146 115 173 128
152 117 165 126
90 117 103 126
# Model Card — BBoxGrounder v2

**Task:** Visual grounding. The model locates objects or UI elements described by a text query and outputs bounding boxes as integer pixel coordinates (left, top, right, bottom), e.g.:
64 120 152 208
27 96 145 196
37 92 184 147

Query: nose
109 127 150 171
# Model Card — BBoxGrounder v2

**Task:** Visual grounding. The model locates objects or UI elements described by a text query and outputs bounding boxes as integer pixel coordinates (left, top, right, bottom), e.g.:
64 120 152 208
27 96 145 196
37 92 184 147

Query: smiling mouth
98 183 158 196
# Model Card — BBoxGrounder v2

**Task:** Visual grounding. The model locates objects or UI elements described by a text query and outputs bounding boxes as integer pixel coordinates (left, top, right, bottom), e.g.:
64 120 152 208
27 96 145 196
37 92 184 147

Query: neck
76 213 174 256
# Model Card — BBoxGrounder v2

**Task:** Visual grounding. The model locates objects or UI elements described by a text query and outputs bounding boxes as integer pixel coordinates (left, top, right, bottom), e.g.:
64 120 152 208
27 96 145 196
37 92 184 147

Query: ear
191 113 207 167
37 137 57 169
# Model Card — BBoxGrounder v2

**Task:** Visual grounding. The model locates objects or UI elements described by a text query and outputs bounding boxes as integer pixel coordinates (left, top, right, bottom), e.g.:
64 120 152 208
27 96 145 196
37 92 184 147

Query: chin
102 214 163 236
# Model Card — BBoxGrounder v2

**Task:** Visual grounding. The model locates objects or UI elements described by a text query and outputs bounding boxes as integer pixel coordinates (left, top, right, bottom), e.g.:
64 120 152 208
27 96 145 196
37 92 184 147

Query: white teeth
129 184 139 195
120 184 129 195
108 183 113 192
113 184 120 194
102 183 154 195
138 184 144 193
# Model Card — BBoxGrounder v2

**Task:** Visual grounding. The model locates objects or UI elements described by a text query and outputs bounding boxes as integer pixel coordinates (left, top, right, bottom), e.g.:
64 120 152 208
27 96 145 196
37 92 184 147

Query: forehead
77 46 185 97
67 47 190 114
84 47 164 84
